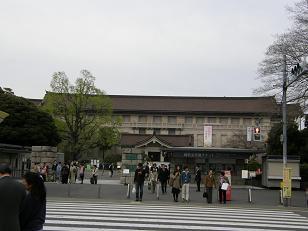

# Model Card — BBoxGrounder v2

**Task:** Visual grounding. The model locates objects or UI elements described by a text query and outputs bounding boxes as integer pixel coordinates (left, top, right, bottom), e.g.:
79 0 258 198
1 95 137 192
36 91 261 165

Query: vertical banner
247 127 252 141
204 125 212 146
283 167 292 198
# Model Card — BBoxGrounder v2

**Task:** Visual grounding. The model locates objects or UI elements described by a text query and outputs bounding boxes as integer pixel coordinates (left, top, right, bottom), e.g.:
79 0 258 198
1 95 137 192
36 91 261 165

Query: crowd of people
134 163 230 204
32 161 114 185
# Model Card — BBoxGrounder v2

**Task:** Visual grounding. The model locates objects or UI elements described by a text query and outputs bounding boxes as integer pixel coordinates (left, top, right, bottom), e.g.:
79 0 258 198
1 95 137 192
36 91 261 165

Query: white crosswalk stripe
44 200 308 231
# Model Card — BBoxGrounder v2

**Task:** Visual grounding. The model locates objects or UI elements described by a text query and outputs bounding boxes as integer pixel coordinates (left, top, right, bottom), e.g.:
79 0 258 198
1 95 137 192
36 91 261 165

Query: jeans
135 182 144 200
182 183 190 201
161 181 167 193
219 187 227 203
93 175 98 184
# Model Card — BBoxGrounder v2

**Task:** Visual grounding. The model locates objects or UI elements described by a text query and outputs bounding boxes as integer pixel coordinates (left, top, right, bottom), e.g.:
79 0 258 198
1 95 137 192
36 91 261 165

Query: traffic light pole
282 54 288 207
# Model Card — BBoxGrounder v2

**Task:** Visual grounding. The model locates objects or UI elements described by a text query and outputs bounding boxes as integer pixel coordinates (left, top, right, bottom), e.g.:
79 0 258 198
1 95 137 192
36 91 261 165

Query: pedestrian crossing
44 200 308 231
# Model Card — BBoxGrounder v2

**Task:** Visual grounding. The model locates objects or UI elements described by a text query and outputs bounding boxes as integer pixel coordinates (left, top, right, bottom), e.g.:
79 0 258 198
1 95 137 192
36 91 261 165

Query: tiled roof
120 133 193 147
109 95 280 115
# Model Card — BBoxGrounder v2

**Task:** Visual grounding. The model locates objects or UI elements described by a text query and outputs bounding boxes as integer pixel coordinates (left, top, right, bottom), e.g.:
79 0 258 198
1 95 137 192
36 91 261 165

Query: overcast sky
0 0 296 99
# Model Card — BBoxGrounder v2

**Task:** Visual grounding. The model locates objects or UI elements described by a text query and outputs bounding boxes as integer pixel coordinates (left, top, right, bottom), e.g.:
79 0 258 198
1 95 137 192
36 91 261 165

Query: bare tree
255 0 308 109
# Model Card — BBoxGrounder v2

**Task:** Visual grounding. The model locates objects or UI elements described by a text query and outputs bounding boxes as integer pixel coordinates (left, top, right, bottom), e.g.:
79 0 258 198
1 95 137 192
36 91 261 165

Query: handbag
221 182 229 191
132 185 136 194
203 191 208 198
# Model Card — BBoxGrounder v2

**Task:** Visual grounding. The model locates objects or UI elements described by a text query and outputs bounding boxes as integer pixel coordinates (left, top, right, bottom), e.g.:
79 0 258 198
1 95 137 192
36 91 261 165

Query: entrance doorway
148 152 160 161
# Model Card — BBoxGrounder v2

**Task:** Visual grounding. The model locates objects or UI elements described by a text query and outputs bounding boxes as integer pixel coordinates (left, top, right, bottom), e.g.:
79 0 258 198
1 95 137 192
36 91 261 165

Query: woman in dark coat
20 172 46 231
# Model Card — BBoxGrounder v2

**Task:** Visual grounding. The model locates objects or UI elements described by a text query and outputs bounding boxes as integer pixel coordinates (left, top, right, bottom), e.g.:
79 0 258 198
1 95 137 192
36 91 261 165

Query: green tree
96 123 120 161
43 70 113 160
266 122 303 156
0 89 61 146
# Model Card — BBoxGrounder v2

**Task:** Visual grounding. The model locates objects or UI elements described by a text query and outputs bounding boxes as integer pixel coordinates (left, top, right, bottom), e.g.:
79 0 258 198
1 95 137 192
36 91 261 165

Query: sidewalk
45 181 308 208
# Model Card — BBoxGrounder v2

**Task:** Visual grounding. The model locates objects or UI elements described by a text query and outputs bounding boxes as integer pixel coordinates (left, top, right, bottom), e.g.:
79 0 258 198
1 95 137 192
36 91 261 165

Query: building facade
109 95 284 180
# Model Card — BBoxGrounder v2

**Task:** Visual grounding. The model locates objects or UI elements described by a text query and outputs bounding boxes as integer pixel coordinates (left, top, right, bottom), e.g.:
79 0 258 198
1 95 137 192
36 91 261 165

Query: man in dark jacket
195 165 202 192
134 163 145 201
158 164 169 194
0 164 26 231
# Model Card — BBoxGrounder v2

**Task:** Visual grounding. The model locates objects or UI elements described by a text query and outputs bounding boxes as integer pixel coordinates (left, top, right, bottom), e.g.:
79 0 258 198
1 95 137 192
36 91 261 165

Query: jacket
180 171 191 184
134 168 145 184
0 176 26 231
204 174 216 188
195 169 201 182
20 193 46 231
170 172 181 189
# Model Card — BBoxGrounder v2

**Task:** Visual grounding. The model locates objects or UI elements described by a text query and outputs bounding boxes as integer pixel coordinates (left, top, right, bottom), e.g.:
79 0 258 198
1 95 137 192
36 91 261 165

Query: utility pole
282 54 288 207
282 55 288 168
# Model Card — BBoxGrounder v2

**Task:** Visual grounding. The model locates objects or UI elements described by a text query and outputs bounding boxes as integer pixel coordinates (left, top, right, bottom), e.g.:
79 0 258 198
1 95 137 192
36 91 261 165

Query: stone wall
31 146 64 169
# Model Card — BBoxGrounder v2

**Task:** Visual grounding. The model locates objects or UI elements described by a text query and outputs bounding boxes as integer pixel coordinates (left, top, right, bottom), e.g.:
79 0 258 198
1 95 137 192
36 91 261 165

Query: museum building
111 95 284 177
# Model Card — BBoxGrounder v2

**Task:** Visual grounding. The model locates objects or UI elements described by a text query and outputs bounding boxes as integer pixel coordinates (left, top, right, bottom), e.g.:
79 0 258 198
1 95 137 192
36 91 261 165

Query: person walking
40 163 48 182
195 165 201 192
158 164 169 194
20 172 46 231
109 164 114 177
181 166 191 202
61 163 69 184
69 163 77 184
204 169 216 203
92 165 98 184
55 162 62 183
79 163 85 184
134 163 145 202
0 164 26 231
170 165 181 202
149 166 158 193
218 171 230 204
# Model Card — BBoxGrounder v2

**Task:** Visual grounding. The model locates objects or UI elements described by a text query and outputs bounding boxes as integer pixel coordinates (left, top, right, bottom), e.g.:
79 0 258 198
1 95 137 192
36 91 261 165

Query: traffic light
253 127 261 141
291 57 308 77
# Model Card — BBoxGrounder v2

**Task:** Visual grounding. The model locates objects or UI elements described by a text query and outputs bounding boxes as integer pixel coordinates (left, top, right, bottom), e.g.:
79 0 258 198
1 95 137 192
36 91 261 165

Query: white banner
204 125 212 146
247 127 252 142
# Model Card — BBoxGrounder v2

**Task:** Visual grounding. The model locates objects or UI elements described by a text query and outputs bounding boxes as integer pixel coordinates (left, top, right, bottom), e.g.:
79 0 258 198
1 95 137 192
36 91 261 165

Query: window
153 128 161 135
138 115 147 123
197 134 204 147
168 116 176 124
219 117 228 124
122 115 130 123
231 118 240 125
185 116 193 124
208 117 216 123
196 117 204 124
243 118 252 125
153 116 161 123
168 128 176 135
139 128 146 134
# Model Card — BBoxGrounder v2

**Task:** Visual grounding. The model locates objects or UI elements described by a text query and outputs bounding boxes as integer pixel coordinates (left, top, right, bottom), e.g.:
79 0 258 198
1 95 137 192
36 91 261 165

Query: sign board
123 169 130 175
247 127 252 141
249 171 256 178
283 167 292 198
204 126 212 146
242 170 249 179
